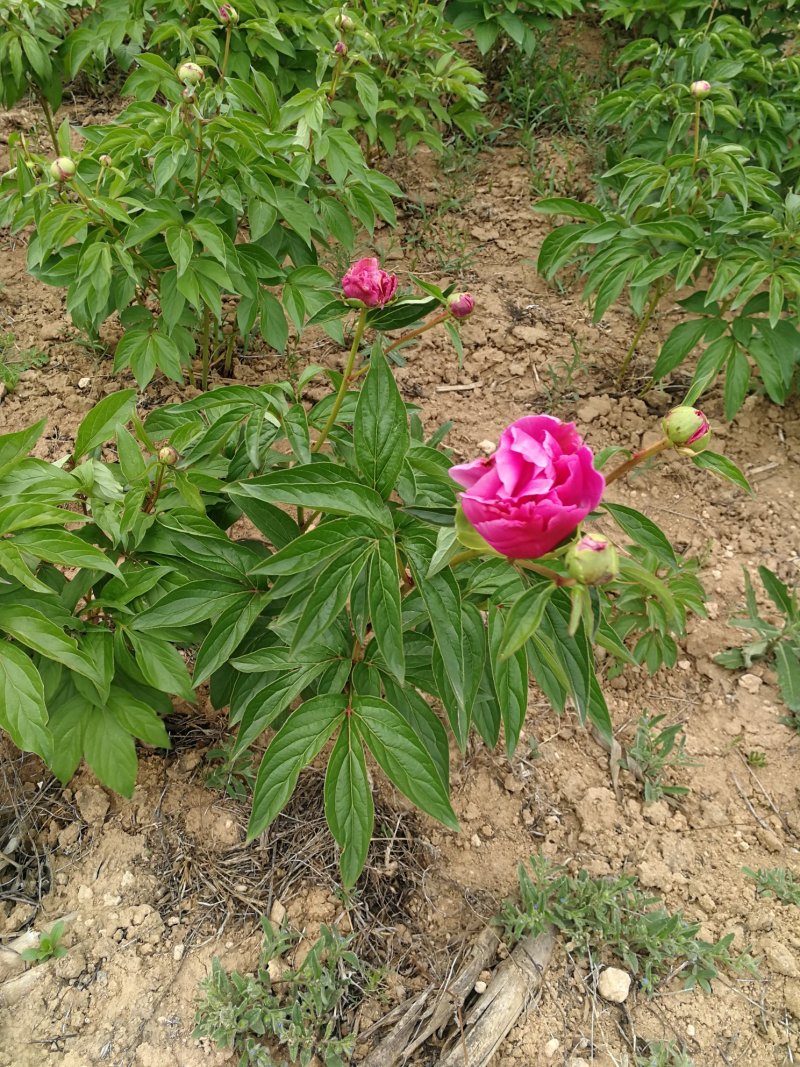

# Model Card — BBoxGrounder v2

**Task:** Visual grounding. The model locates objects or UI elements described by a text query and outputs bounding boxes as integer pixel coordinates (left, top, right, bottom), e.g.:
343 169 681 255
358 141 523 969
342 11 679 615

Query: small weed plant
743 867 800 907
194 919 379 1067
627 712 695 803
635 1042 695 1067
503 855 754 993
715 565 800 723
20 919 68 964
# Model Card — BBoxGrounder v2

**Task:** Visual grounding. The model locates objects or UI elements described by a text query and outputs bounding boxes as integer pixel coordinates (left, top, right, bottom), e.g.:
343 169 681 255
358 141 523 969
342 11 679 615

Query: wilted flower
333 40 348 57
335 12 354 30
177 62 204 85
218 3 238 22
450 416 605 560
49 157 76 182
448 292 475 319
341 257 397 307
158 446 179 466
567 535 620 586
690 80 711 98
662 405 710 453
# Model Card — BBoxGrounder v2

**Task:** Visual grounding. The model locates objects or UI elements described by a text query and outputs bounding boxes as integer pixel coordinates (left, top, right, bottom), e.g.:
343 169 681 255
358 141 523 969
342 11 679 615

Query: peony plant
0 257 750 887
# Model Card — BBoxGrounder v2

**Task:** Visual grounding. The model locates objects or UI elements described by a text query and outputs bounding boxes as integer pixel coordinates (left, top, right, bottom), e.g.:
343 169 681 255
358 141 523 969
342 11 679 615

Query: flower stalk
312 307 368 453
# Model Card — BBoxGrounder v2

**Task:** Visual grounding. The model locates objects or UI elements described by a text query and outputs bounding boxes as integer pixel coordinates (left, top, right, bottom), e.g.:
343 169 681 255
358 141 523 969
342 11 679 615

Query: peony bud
335 12 354 30
50 156 76 182
333 40 348 56
99 154 112 167
448 292 475 320
177 62 204 85
662 405 710 453
218 3 238 22
567 535 620 586
158 446 179 466
690 80 711 98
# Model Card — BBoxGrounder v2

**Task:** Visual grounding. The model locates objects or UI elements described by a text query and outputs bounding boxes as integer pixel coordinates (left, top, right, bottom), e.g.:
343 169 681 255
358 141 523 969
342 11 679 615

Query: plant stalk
35 90 59 153
616 283 665 386
385 310 450 355
220 24 232 81
312 307 367 453
692 100 702 169
604 437 672 486
200 303 212 391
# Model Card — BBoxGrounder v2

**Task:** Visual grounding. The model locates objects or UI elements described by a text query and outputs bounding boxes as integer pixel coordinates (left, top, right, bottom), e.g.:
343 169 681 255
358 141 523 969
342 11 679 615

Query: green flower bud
567 535 620 586
662 405 710 453
99 154 112 167
158 446 179 466
177 62 204 85
50 157 76 182
335 12 354 30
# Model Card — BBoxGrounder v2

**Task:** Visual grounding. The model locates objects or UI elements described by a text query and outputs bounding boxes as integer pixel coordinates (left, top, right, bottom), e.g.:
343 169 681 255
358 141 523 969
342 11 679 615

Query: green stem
616 283 665 386
200 304 211 391
223 332 235 376
385 310 450 355
448 549 484 567
312 307 367 453
144 463 166 514
692 99 701 170
514 560 576 587
36 90 59 153
193 117 204 205
604 437 672 487
220 24 232 81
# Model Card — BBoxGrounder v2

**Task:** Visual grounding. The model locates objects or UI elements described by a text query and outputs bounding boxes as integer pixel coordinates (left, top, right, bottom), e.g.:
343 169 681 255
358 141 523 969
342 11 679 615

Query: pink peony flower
450 416 605 560
333 40 348 56
341 258 397 308
448 292 475 319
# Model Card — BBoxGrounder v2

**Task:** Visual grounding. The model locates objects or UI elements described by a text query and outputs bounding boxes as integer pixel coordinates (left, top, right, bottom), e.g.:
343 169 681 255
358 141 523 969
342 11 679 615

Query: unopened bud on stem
158 446 179 466
218 3 238 22
567 535 620 586
333 40 348 56
335 12 354 30
448 292 475 319
177 62 204 85
50 156 76 182
690 80 711 98
662 405 710 453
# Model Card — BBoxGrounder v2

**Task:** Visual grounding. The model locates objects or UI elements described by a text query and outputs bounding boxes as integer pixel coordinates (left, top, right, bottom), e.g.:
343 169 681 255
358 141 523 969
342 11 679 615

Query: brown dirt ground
1 74 800 1067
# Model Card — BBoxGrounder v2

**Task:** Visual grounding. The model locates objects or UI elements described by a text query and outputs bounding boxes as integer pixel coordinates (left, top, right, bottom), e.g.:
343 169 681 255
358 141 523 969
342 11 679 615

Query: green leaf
126 631 194 702
247 694 347 840
229 463 393 530
723 347 751 421
233 664 329 753
132 580 249 629
488 606 528 758
0 605 99 682
324 720 374 887
73 390 137 460
408 558 465 711
0 420 46 480
193 592 271 686
368 536 404 683
0 642 51 762
690 451 752 493
534 198 604 223
83 704 138 797
353 696 458 830
758 566 794 618
107 685 170 749
292 541 373 653
499 583 555 660
252 518 378 576
652 318 711 381
47 697 85 783
12 528 120 575
354 346 410 498
775 643 800 712
603 502 677 566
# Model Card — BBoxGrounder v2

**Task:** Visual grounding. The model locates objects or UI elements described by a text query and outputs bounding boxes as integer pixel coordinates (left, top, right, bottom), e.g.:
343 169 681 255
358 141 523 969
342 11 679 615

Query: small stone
77 376 91 389
503 773 523 794
103 894 122 908
756 827 783 853
474 980 487 994
40 322 63 341
577 396 611 423
77 885 93 903
738 673 762 693
470 834 482 849
173 943 185 962
597 966 631 1003
784 978 800 1019
687 1024 696 1038
544 1037 560 1058
508 361 527 376
269 899 287 928
760 937 799 977
58 823 81 849
477 439 495 455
